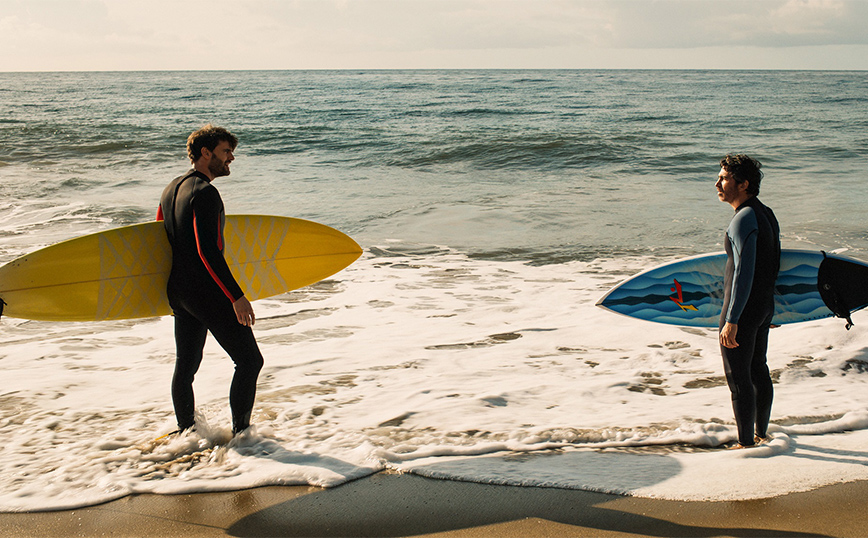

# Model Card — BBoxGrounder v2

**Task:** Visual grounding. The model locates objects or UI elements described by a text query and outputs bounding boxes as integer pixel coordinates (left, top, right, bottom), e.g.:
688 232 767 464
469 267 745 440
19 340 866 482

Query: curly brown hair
186 124 238 163
720 154 763 196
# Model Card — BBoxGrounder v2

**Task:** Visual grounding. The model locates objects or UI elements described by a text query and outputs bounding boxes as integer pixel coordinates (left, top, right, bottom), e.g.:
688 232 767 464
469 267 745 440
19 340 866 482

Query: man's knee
238 352 263 376
225 335 263 375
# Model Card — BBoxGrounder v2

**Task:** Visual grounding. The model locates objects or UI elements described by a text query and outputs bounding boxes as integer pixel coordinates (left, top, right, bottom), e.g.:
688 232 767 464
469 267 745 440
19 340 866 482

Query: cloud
766 0 868 45
607 0 868 49
0 0 866 70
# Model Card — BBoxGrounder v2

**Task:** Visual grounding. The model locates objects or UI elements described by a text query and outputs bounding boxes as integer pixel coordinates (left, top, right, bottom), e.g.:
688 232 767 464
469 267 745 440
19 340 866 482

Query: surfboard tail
818 252 868 330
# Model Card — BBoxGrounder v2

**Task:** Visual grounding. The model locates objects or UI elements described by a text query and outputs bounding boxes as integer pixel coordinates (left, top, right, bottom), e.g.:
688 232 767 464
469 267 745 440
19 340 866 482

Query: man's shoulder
748 197 779 228
188 177 222 207
179 171 218 195
165 170 203 190
729 204 759 235
162 171 219 206
732 202 758 219
746 196 776 214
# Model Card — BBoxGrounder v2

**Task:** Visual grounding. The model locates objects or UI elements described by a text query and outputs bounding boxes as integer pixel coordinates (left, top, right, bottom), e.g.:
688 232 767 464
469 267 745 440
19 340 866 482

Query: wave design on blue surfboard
597 249 868 327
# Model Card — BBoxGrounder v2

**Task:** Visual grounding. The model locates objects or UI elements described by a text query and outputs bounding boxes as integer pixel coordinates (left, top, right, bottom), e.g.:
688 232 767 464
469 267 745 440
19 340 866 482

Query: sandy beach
1 471 864 537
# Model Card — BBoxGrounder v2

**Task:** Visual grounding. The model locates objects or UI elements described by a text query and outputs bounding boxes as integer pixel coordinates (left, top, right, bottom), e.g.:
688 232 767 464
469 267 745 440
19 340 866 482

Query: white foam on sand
2 249 868 511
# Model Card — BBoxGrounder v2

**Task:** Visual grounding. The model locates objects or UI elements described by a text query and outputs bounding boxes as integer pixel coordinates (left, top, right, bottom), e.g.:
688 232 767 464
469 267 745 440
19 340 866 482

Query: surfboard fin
817 251 868 330
0 297 5 319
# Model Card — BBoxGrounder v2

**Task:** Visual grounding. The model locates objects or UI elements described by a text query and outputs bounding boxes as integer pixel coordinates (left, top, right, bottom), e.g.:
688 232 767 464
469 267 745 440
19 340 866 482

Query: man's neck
193 162 214 181
730 194 754 211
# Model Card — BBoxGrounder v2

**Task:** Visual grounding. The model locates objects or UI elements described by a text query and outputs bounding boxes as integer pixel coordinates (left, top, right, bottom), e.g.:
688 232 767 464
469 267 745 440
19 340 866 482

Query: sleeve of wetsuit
191 188 245 303
725 209 759 323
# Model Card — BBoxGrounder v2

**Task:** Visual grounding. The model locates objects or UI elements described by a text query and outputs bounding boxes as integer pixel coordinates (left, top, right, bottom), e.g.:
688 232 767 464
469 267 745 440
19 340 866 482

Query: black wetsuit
158 170 263 433
720 196 780 446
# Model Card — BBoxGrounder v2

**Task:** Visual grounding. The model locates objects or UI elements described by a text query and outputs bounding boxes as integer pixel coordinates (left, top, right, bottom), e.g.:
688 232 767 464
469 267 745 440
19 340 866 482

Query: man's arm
721 209 759 348
725 210 758 324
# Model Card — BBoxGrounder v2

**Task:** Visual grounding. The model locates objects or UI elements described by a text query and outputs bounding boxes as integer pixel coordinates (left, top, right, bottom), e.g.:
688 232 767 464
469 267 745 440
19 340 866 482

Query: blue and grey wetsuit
720 196 780 446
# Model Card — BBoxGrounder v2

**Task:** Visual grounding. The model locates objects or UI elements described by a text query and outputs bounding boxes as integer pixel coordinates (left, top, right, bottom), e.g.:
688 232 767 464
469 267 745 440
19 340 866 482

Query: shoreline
2 471 865 537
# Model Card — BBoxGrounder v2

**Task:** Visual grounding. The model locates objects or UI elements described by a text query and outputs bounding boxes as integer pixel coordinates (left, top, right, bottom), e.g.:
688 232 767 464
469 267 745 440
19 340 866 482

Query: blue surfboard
596 249 868 328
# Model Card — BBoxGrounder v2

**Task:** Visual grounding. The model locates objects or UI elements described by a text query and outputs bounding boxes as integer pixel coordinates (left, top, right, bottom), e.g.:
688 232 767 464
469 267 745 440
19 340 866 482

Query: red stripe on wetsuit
193 210 238 302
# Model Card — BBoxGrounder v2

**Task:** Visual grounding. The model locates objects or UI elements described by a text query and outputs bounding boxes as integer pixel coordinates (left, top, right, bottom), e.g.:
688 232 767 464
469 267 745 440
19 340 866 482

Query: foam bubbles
3 250 868 509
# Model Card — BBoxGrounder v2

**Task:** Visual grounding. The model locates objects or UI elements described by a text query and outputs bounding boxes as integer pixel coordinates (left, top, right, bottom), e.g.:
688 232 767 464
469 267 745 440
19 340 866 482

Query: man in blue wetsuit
157 124 263 435
715 154 780 449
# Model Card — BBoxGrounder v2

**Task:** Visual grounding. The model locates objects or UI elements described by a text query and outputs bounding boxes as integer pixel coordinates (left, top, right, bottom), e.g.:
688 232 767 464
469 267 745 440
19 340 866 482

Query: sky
1 0 867 71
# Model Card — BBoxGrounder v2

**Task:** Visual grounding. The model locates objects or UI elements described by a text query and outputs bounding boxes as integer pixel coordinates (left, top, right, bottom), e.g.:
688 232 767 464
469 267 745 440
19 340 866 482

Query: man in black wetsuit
715 154 780 449
157 124 263 435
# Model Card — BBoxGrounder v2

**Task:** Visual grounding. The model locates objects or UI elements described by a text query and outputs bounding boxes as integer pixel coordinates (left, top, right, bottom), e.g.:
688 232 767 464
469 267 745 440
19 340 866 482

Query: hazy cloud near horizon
1 0 866 71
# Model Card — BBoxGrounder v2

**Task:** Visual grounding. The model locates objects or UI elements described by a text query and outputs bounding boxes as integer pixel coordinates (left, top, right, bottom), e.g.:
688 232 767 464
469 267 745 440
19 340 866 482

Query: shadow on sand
227 471 828 537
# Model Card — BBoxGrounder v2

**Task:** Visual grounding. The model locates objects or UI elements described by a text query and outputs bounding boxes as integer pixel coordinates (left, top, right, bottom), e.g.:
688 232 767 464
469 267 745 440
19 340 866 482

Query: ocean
1 69 867 511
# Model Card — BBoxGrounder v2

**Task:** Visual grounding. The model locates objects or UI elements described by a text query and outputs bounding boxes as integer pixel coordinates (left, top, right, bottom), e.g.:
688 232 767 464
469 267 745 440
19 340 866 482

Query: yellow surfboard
0 215 363 322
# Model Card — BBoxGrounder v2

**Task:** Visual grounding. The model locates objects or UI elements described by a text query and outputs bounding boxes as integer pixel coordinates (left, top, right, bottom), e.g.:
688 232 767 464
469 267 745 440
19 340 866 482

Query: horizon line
2 67 867 74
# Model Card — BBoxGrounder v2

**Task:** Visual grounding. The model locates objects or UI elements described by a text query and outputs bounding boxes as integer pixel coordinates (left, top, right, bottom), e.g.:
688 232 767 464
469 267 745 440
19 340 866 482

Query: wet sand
1 471 863 537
